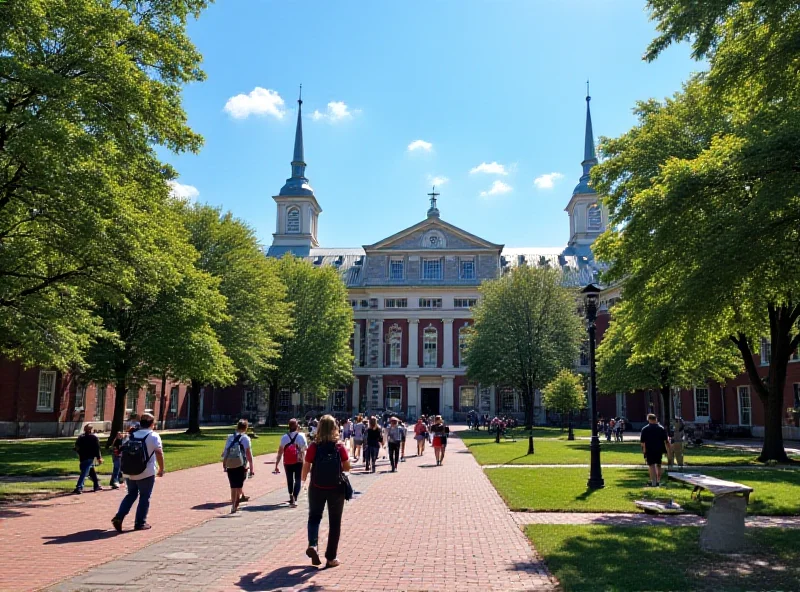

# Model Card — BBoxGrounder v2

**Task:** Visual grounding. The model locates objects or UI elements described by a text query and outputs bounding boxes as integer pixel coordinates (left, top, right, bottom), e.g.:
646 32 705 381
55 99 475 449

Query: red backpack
283 433 301 466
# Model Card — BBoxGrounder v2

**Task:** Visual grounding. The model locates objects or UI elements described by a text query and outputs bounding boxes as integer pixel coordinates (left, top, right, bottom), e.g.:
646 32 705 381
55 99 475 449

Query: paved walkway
3 432 557 592
511 512 800 528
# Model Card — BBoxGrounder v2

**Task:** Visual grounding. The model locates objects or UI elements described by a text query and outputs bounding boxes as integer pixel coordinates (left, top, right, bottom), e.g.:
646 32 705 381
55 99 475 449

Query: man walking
274 418 308 507
668 417 686 470
111 413 164 532
386 417 403 472
640 413 671 487
73 424 103 494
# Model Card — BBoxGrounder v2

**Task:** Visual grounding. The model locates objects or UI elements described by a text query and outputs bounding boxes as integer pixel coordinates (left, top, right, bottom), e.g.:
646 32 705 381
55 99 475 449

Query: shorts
645 454 663 467
415 434 426 441
226 466 246 489
354 438 363 446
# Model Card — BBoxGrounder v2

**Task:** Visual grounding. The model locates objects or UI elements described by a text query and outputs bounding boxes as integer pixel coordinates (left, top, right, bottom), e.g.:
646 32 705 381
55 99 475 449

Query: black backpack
120 432 154 476
311 442 342 488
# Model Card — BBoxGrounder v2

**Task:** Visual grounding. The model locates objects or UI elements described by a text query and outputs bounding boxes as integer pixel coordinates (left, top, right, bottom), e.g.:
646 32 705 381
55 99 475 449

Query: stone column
489 385 497 416
443 318 454 369
353 322 361 367
377 375 384 411
377 319 385 369
352 377 360 413
406 375 419 417
408 319 419 369
443 376 454 421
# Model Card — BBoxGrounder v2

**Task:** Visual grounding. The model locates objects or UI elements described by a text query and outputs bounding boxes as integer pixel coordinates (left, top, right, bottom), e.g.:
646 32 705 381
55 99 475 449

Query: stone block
700 494 748 552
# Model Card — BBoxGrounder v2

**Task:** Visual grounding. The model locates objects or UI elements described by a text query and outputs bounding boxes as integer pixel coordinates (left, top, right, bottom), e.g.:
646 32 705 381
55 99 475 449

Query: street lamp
582 283 605 489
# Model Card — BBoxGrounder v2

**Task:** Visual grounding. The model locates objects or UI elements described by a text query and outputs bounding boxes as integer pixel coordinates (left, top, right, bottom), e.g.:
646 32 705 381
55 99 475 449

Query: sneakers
306 546 322 566
93 485 104 492
73 488 82 495
110 483 120 490
111 517 123 533
134 523 152 531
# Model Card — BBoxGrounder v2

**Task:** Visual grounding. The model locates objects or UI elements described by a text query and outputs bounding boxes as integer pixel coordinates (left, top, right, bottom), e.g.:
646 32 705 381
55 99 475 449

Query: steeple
573 82 598 195
279 85 314 197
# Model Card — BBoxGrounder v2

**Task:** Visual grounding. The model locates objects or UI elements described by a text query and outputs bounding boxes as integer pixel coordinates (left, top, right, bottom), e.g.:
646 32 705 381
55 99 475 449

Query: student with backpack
111 413 164 532
301 415 351 569
274 418 307 507
221 419 255 514
73 424 103 494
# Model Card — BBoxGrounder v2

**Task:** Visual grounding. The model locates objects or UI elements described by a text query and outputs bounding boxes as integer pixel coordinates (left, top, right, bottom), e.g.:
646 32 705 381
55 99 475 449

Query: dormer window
389 257 404 280
459 258 475 280
287 207 301 233
422 258 442 280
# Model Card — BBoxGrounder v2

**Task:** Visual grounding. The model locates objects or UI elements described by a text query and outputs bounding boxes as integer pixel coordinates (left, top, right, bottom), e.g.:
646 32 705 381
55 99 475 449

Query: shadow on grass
235 566 320 591
43 528 120 544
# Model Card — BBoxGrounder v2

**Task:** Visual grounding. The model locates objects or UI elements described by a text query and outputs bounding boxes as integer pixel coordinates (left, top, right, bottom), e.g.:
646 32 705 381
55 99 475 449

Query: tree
265 256 353 427
594 1 800 460
464 265 584 439
0 0 208 367
597 300 742 427
181 204 292 433
542 369 585 440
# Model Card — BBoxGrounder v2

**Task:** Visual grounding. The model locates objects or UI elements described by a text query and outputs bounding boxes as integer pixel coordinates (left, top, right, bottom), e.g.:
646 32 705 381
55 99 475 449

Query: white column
443 376 454 421
377 320 385 368
406 375 419 417
443 318 454 369
352 377 360 413
353 322 361 367
489 385 497 416
377 375 384 411
408 319 419 369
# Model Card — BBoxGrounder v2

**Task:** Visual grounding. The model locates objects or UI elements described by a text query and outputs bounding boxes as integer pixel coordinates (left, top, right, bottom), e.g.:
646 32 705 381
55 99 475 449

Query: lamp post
582 283 604 489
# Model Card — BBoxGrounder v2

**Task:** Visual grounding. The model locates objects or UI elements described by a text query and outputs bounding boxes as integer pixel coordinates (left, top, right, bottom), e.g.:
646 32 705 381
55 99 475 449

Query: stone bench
668 473 753 552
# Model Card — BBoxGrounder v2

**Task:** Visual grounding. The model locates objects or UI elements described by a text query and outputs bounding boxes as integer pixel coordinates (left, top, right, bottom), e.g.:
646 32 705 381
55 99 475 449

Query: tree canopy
542 369 585 417
464 265 583 429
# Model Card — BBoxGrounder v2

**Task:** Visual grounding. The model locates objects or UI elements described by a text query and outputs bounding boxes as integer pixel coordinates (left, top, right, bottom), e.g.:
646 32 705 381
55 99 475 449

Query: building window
385 386 402 411
418 298 442 309
332 389 346 411
500 387 518 413
37 371 56 412
170 386 179 413
389 257 404 280
126 388 137 414
761 337 772 365
459 258 476 280
422 258 442 280
479 386 492 412
287 207 301 233
279 389 291 411
587 204 602 231
387 324 402 368
423 326 438 368
94 385 106 420
145 384 156 413
794 383 800 408
458 324 470 367
694 386 710 420
460 386 477 410
75 383 86 411
738 385 751 426
384 298 407 308
454 298 477 308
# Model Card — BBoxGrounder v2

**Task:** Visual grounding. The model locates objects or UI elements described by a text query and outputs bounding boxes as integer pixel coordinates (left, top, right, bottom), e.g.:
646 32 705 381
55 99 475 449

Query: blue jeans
115 476 155 527
75 458 99 491
111 456 122 485
365 444 380 471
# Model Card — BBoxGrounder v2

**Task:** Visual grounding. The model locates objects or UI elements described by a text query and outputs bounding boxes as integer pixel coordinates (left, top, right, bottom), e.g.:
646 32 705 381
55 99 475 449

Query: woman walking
364 416 383 473
429 415 449 466
302 415 351 568
352 414 365 462
221 419 255 513
414 417 427 457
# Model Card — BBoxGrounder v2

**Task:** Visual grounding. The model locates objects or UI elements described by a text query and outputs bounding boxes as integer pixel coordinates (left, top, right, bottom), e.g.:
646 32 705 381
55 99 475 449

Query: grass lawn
461 426 592 441
527 525 800 592
0 426 284 501
460 430 787 466
487 467 800 515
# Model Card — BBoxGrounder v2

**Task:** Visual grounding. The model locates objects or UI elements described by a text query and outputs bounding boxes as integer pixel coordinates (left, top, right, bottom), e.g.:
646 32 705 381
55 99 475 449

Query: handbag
341 472 353 501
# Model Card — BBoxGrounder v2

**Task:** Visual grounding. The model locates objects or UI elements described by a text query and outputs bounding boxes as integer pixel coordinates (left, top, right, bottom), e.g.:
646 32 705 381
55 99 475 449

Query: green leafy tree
597 300 742 427
464 265 584 437
0 0 208 367
594 2 800 461
181 204 292 433
265 256 353 427
542 369 585 440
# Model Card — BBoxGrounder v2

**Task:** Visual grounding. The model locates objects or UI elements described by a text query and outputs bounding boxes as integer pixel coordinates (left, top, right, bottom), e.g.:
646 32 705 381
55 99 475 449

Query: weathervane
427 186 440 211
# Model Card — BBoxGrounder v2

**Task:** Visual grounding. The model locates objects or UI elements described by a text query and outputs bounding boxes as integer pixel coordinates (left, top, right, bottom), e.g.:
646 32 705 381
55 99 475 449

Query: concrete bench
668 473 753 552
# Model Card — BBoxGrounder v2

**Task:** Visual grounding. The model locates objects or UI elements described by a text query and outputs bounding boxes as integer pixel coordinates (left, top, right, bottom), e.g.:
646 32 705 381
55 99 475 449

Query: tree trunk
158 372 168 431
568 410 574 440
109 375 127 445
268 381 279 427
523 386 534 430
187 379 203 434
660 383 672 428
760 380 790 463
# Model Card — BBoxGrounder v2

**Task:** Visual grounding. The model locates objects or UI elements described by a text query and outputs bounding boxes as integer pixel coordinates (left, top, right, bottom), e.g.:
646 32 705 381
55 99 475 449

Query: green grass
0 426 284 501
486 467 800 515
460 430 786 466
526 525 800 592
461 426 592 441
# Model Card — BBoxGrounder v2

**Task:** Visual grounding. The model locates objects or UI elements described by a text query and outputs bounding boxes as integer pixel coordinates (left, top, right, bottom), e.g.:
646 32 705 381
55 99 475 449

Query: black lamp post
582 283 605 489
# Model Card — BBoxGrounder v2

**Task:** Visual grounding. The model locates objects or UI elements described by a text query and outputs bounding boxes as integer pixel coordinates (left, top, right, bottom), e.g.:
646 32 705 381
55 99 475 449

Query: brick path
512 511 800 528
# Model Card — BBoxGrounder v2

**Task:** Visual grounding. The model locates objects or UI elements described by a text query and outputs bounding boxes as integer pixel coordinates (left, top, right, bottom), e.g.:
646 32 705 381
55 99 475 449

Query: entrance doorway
421 388 440 416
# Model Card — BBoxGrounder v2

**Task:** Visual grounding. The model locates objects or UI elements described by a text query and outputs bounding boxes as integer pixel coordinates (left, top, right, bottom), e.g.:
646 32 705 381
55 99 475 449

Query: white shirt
279 431 308 451
223 432 252 457
125 429 163 481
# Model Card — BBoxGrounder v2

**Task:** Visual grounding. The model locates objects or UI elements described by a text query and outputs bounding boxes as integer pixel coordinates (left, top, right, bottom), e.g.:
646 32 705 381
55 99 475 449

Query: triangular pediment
364 217 503 252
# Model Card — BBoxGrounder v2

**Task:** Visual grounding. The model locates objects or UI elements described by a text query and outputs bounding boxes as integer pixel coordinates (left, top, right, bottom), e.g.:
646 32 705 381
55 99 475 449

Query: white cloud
224 87 286 119
470 161 509 175
480 180 513 197
428 175 449 186
311 101 360 122
533 172 564 189
168 180 199 202
408 139 433 152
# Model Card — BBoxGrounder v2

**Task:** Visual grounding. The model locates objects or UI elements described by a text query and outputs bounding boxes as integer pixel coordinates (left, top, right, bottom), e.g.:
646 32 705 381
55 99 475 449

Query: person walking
352 414 365 462
640 413 671 487
73 424 103 494
364 416 383 473
385 417 403 472
111 413 164 532
222 419 255 514
302 415 351 569
107 427 131 489
430 415 449 466
341 418 353 449
274 418 308 507
414 417 427 457
399 420 407 462
668 417 686 470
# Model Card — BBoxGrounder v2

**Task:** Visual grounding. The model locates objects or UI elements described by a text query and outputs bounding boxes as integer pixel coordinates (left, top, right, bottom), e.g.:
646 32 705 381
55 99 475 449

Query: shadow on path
191 502 230 510
43 528 119 544
235 566 320 591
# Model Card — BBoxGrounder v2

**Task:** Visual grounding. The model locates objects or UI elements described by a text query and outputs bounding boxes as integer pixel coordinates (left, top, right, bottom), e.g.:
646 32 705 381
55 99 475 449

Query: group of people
599 417 626 442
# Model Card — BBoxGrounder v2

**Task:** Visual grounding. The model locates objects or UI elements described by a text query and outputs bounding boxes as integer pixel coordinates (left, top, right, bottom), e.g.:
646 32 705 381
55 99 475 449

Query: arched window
387 324 402 368
423 325 438 368
458 324 470 367
587 204 602 231
287 207 301 233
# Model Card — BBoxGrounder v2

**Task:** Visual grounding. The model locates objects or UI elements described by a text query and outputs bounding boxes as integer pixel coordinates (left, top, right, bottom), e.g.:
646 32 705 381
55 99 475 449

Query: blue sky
165 0 702 249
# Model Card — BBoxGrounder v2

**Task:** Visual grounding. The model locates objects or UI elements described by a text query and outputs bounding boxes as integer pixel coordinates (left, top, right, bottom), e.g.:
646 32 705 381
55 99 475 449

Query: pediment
364 217 503 252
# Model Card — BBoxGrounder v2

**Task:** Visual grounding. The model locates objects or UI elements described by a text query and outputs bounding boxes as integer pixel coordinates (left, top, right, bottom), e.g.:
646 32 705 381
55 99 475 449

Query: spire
279 85 314 197
427 186 440 218
573 82 598 195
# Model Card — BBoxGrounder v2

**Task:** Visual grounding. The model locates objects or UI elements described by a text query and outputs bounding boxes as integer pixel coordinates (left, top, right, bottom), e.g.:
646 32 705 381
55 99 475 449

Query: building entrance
421 388 440 417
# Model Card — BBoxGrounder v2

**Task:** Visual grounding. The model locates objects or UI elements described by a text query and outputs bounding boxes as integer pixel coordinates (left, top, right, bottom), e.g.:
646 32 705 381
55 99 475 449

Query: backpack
120 432 154 476
311 442 342 488
223 434 246 469
283 433 301 466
